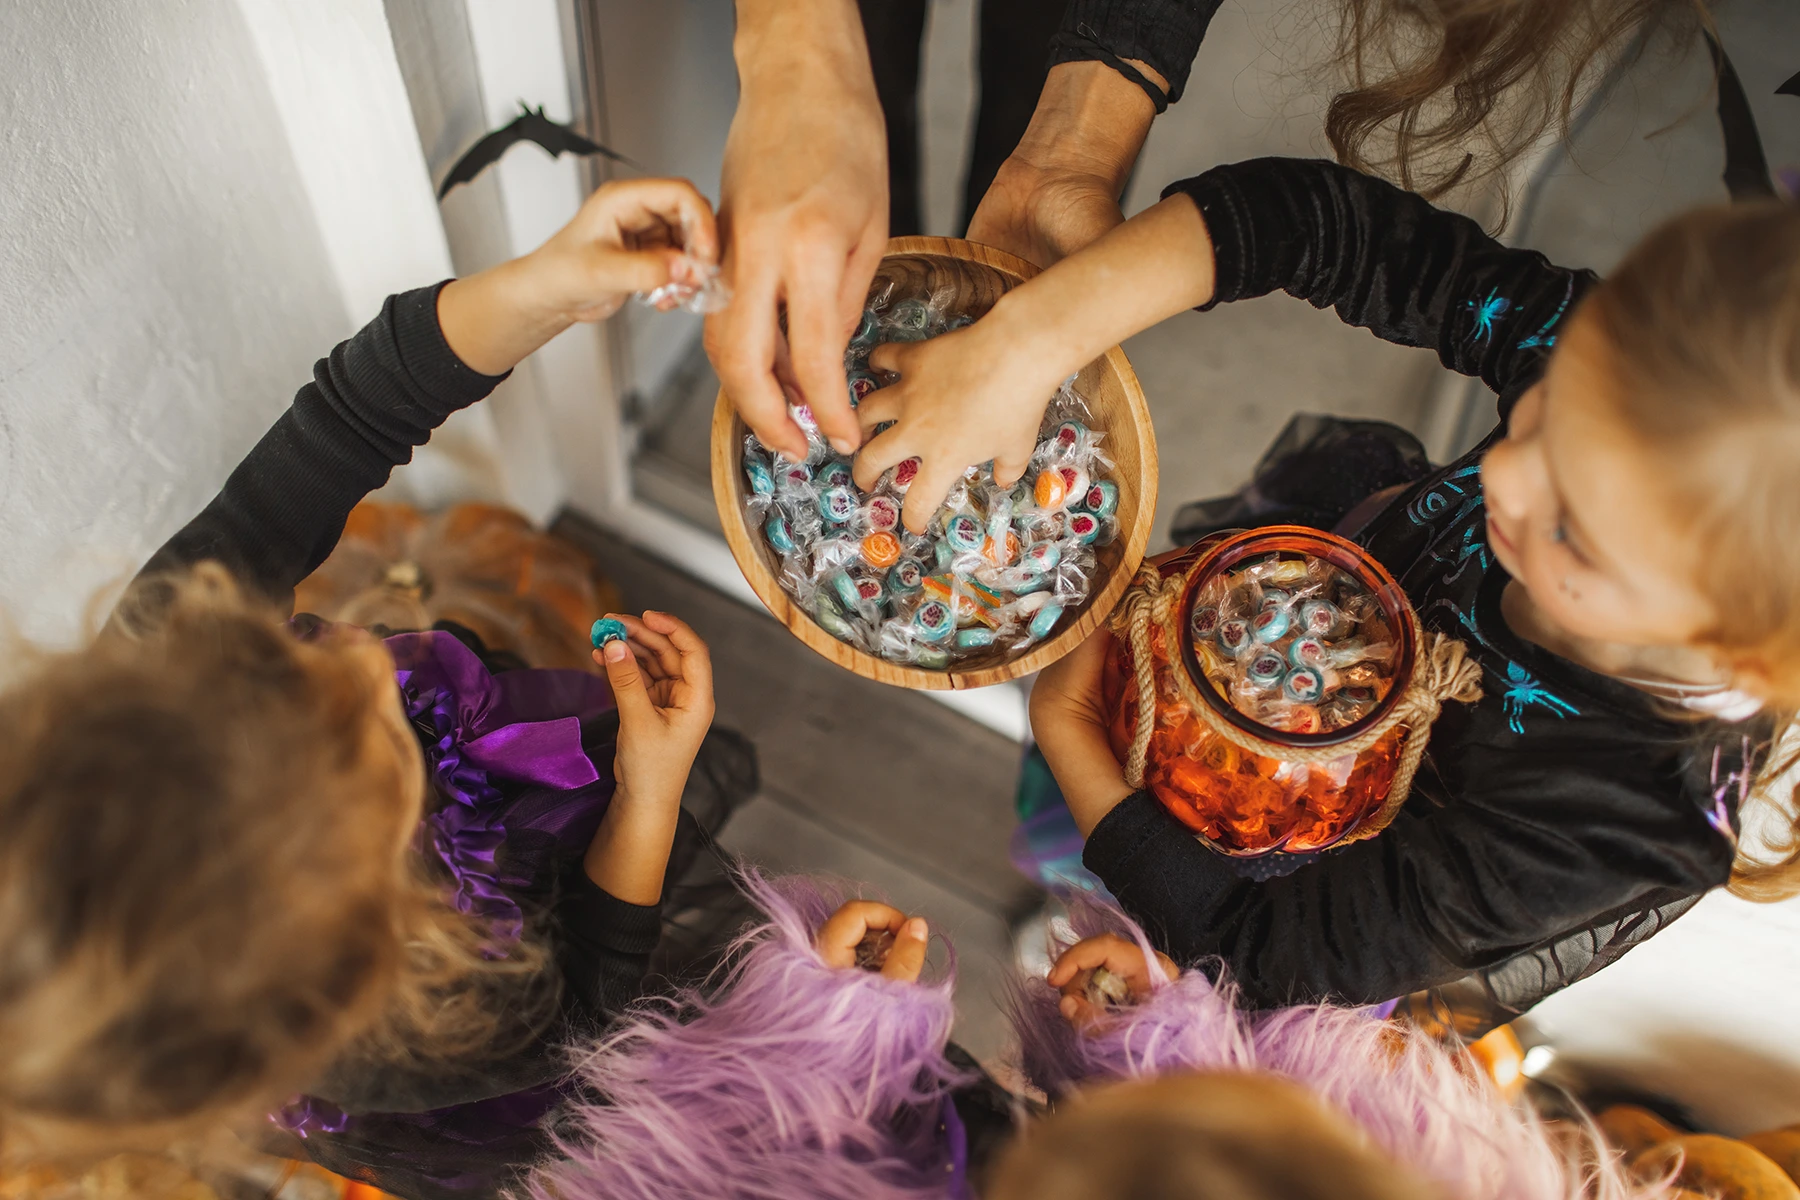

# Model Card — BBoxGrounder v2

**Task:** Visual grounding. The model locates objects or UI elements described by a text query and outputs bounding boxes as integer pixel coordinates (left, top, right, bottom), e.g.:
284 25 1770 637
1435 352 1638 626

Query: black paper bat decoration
438 104 632 199
1779 70 1799 99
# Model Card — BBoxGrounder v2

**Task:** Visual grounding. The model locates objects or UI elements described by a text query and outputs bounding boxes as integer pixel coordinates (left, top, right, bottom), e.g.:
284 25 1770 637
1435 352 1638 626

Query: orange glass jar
1103 527 1420 856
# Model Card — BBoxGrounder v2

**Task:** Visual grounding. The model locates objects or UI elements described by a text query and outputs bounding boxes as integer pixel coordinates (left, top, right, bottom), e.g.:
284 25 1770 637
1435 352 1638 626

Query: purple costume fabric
529 874 974 1200
283 632 620 1197
537 882 1671 1200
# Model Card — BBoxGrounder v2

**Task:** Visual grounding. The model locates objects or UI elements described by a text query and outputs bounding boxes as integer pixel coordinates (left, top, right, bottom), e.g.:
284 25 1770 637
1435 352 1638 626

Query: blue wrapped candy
1283 667 1326 704
1028 601 1066 641
890 557 926 596
913 598 955 643
1251 606 1290 644
589 618 628 649
1081 479 1119 518
1246 651 1287 687
956 627 996 649
829 570 863 612
745 457 775 497
818 460 853 489
819 486 857 524
946 513 985 554
765 513 797 554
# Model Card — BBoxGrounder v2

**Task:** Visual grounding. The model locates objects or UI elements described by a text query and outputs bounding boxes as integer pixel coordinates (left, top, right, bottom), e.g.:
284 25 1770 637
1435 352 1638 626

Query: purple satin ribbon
386 631 612 942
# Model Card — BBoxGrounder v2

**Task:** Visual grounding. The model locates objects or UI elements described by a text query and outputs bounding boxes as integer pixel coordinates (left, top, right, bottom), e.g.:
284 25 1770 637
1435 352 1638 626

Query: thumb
881 917 930 983
596 640 656 725
591 246 680 297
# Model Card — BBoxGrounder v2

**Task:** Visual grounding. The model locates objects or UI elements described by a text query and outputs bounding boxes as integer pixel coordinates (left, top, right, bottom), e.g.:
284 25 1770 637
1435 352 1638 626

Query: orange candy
1034 470 1068 509
861 531 901 569
981 530 1021 566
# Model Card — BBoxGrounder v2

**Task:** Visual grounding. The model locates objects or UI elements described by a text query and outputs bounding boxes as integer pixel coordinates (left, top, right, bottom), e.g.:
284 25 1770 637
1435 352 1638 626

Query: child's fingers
598 178 716 259
642 610 714 703
900 456 963 535
596 638 657 725
854 389 903 432
852 422 915 492
616 613 683 681
866 341 911 377
992 437 1034 489
1046 934 1138 987
816 900 908 966
880 917 930 983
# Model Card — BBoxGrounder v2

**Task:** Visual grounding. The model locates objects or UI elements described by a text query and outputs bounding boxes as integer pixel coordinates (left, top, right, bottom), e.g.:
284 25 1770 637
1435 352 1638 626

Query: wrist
1011 62 1160 193
735 0 873 100
987 282 1105 389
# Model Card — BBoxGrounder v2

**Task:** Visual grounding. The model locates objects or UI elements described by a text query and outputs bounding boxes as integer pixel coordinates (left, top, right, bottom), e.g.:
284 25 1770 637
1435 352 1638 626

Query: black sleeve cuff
386 281 512 416
1161 164 1262 311
558 865 664 957
1047 0 1225 104
1083 789 1184 881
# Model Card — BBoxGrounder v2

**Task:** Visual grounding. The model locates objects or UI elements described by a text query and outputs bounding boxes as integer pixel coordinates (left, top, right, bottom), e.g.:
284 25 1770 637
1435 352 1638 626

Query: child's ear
1726 656 1774 701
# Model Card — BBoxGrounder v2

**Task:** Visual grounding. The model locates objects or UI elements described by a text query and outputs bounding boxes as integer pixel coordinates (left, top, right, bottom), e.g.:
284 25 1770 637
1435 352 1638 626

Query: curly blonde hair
0 566 548 1172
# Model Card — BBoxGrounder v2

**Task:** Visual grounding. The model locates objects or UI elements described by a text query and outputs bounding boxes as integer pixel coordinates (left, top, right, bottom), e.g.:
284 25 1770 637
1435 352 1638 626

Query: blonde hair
0 566 547 1171
1581 201 1800 899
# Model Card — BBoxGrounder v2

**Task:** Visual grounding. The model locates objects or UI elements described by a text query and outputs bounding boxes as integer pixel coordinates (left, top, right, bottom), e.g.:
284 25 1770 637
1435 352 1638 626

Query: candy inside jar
740 284 1121 670
1104 528 1419 857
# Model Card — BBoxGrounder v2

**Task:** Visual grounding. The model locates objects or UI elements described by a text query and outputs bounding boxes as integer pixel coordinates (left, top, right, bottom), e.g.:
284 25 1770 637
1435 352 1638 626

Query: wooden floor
554 514 1040 1061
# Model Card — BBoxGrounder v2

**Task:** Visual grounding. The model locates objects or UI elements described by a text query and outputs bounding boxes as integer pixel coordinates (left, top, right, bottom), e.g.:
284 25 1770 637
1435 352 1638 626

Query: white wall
0 0 517 644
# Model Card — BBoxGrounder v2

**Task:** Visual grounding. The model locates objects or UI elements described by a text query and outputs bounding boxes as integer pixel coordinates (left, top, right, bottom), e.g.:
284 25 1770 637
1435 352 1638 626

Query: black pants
859 0 1068 236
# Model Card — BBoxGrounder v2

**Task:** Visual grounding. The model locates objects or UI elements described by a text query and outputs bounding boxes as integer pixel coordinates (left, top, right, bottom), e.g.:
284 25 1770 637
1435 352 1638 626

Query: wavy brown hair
1324 0 1710 222
1579 201 1800 900
0 566 548 1173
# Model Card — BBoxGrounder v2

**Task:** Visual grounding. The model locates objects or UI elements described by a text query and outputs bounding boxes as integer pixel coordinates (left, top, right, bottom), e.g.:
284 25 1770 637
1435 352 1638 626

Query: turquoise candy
851 309 881 347
1251 606 1290 644
589 618 628 649
1021 540 1061 574
745 457 775 497
765 513 797 554
829 570 863 612
1259 588 1292 612
1283 667 1326 704
1246 651 1287 687
913 598 956 643
956 627 996 649
818 460 853 489
1300 599 1344 638
890 557 926 596
1028 602 1066 640
945 513 984 553
1218 617 1251 655
934 539 957 569
887 298 932 336
1287 636 1328 669
1067 512 1101 544
1081 479 1119 518
820 486 857 524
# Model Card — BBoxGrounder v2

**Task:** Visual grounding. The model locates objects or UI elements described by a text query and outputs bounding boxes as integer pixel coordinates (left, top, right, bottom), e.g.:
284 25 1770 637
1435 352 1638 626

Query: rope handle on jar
1110 563 1484 833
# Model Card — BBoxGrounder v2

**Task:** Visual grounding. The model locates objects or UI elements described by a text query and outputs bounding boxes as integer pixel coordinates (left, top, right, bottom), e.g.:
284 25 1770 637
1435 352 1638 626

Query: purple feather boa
1008 901 1675 1200
527 874 974 1200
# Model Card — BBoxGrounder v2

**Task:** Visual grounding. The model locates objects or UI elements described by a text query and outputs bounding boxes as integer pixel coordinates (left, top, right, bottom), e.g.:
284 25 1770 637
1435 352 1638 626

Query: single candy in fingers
590 618 629 649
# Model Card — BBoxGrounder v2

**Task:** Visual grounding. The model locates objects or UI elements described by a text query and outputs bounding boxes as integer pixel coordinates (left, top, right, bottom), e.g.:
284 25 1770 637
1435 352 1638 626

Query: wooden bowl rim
709 235 1158 691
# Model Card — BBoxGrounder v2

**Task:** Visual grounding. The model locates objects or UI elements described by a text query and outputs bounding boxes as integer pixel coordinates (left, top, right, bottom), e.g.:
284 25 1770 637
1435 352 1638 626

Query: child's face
1481 307 1716 650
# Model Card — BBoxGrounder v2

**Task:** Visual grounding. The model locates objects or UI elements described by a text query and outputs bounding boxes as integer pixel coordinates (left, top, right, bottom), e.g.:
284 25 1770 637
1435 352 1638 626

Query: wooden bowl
709 236 1157 690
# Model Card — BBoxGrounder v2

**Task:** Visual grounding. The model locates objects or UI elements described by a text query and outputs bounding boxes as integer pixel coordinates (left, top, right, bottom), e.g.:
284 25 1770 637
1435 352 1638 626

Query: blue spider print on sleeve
1406 464 1484 527
1498 662 1580 734
1516 277 1575 351
1466 289 1512 345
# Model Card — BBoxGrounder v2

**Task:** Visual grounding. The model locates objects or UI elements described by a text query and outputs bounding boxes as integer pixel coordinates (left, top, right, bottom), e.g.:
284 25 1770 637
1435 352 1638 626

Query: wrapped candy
740 290 1118 670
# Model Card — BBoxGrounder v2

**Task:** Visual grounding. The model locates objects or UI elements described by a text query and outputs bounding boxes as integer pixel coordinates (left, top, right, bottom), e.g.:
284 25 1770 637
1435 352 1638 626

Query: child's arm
140 178 716 604
1031 628 1732 1008
854 194 1217 529
583 611 716 905
855 157 1595 530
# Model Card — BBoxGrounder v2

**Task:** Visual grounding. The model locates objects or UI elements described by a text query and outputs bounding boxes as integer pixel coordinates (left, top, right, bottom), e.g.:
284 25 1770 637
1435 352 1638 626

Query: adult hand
1045 933 1179 1034
816 900 931 983
707 0 888 462
1029 628 1134 835
966 61 1165 269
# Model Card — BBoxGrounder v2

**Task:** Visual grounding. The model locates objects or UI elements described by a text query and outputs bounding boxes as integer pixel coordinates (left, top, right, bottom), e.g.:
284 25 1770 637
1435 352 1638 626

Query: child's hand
816 900 931 983
851 322 1065 534
531 178 719 324
1046 933 1178 1033
594 611 715 812
1029 629 1134 835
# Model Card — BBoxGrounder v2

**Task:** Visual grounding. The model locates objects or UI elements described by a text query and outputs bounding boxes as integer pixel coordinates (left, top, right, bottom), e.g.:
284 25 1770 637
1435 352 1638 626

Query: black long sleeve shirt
1049 0 1223 103
142 284 660 1109
1083 158 1763 1010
